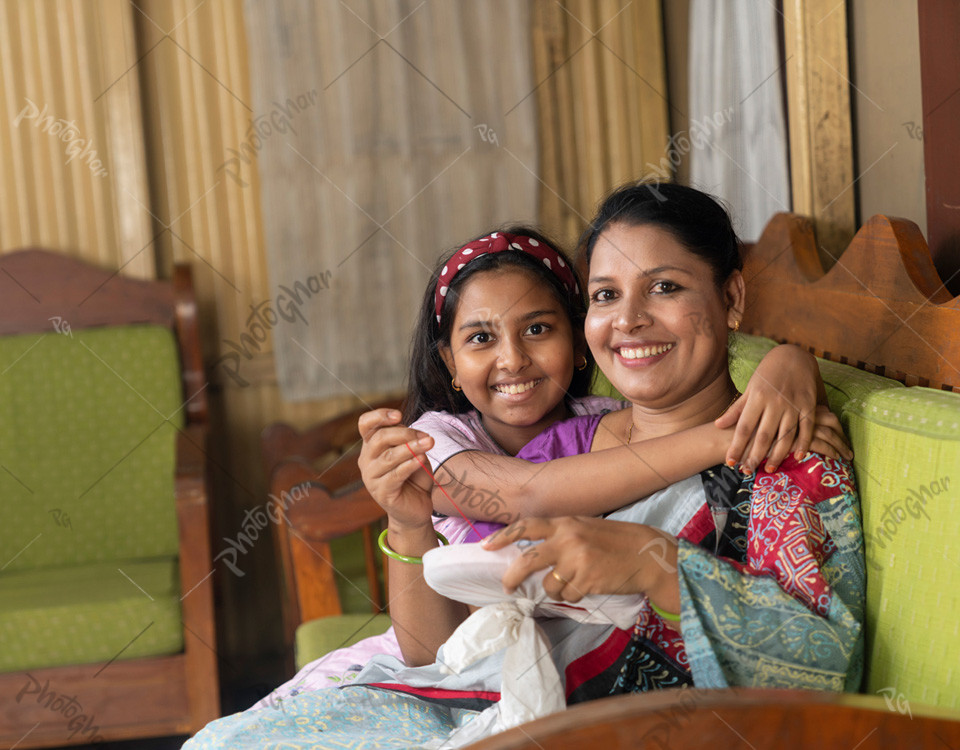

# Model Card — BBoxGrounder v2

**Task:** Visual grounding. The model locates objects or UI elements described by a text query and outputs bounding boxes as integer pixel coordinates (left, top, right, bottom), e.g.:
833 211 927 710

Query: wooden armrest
271 459 387 632
469 689 960 749
176 424 208 499
172 424 218 722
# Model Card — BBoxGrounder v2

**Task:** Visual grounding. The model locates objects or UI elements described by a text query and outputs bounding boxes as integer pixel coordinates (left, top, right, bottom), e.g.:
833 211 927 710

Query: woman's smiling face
439 268 578 453
585 222 743 409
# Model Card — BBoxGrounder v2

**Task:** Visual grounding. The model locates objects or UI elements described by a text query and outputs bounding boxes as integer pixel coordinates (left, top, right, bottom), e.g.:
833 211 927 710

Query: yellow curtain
532 0 670 248
0 0 153 276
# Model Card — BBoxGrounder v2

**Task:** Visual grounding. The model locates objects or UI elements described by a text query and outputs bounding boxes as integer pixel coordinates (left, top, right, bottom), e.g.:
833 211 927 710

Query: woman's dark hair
404 225 593 423
579 181 743 287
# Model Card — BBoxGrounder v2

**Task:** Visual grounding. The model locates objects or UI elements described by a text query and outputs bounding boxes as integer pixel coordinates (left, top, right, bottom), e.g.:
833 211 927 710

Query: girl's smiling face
439 268 579 454
585 222 743 409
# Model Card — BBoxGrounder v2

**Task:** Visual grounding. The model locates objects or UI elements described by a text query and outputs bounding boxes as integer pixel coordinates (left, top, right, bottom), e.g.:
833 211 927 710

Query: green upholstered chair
725 336 960 709
261 401 401 675
731 213 960 713
0 249 218 747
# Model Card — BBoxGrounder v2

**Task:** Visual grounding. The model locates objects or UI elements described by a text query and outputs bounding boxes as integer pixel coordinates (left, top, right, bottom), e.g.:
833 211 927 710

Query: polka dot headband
435 232 580 323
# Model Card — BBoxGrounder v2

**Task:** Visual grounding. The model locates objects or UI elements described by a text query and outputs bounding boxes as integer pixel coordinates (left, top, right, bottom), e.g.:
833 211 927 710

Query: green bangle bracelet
650 600 681 622
377 528 449 564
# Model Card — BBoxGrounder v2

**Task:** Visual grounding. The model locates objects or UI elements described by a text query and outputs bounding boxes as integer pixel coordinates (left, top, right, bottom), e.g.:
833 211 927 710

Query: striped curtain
532 0 670 248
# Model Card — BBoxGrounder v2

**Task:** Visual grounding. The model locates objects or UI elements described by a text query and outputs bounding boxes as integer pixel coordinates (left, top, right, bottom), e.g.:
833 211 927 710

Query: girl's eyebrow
519 309 559 321
457 308 559 331
457 319 488 331
589 265 692 284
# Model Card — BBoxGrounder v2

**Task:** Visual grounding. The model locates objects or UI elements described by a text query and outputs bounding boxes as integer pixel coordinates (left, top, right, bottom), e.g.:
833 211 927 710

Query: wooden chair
261 399 402 675
0 249 218 747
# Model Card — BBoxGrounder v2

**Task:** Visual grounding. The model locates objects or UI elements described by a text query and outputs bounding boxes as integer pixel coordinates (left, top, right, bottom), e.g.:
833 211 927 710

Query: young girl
359 226 847 666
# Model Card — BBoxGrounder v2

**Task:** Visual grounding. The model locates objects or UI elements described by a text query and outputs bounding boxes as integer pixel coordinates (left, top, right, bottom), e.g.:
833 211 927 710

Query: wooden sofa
265 214 960 746
471 213 960 747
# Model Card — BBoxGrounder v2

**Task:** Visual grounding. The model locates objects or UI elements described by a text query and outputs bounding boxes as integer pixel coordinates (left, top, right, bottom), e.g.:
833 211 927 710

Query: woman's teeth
619 343 674 359
493 379 541 394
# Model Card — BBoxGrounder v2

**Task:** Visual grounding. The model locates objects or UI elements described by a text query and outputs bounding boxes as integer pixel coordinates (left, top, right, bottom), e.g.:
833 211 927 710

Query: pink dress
251 396 623 708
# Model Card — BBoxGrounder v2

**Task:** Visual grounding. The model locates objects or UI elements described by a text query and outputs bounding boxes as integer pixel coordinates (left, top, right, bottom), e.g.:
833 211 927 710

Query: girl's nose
497 336 530 372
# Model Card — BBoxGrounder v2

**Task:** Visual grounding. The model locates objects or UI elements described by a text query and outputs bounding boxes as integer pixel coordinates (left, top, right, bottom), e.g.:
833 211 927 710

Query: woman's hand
482 517 680 615
358 408 436 532
717 345 852 472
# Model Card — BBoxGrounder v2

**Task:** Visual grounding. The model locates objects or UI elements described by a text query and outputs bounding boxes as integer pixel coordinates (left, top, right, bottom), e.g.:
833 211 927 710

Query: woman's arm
363 412 731 524
356 424 469 666
361 404 849 525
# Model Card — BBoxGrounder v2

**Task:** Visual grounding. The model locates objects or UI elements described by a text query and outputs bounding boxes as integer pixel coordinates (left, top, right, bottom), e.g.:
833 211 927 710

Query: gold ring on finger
550 569 568 586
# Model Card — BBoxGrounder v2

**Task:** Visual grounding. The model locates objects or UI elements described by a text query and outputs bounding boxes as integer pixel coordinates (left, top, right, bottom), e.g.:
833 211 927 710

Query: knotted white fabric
427 598 566 748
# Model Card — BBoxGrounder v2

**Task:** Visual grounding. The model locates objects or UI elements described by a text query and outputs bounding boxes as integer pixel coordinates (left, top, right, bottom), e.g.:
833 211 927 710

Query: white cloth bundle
422 542 645 747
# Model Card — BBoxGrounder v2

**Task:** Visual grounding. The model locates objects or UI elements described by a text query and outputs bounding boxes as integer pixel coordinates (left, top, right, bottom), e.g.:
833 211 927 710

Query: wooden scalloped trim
743 214 960 393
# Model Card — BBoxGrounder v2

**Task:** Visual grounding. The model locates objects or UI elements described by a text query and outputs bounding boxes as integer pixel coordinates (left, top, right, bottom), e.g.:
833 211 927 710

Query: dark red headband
434 232 580 323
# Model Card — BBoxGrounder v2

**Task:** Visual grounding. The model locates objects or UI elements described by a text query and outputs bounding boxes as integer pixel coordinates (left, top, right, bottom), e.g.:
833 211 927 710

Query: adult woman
482 182 864 692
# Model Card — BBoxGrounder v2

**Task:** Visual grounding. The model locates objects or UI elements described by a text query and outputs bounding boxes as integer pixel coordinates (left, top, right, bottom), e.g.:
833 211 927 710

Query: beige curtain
533 0 670 249
244 0 539 401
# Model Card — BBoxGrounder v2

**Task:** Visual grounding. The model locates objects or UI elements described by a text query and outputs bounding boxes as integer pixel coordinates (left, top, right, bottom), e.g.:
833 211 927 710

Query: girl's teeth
495 380 540 394
620 343 674 359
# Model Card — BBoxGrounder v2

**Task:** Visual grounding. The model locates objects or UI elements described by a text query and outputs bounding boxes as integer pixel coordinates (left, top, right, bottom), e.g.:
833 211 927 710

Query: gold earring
576 356 588 371
731 320 741 332
451 377 462 392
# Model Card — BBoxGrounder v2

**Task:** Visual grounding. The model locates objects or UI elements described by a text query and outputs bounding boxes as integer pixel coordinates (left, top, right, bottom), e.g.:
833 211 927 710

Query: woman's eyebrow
641 265 692 277
589 266 692 284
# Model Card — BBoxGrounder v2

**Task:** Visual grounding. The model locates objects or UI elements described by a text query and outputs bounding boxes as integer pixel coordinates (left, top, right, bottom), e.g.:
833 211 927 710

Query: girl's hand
805 405 854 463
481 517 679 613
717 345 850 472
358 408 436 532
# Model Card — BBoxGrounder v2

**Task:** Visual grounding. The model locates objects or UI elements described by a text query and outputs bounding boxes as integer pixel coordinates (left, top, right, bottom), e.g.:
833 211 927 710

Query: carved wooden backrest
741 214 960 392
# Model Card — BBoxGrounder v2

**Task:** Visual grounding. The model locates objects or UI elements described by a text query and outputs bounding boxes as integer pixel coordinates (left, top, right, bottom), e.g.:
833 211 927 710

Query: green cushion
819 358 904 416
726 333 778 391
330 532 385 616
0 558 184 671
0 326 182 571
295 613 392 671
844 387 960 708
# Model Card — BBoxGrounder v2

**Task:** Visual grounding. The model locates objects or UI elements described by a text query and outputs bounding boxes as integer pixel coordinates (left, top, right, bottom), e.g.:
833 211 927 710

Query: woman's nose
496 336 530 372
614 298 651 331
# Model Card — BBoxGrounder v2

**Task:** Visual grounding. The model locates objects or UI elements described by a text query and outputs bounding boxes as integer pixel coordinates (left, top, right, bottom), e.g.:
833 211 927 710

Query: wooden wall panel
783 0 857 266
0 0 153 276
918 0 960 292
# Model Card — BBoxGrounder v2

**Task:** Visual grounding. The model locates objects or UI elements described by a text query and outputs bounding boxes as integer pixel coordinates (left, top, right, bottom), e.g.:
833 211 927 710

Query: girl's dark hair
404 225 593 423
579 181 743 287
